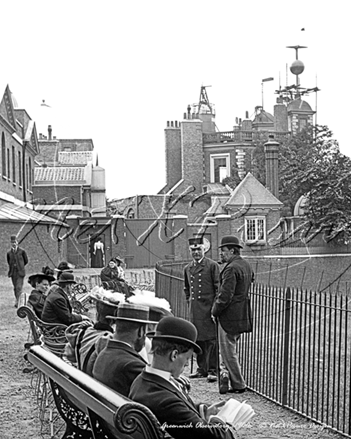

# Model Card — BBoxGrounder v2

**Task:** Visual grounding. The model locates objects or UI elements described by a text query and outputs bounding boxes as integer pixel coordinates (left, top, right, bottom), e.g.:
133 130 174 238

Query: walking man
211 235 254 394
7 235 28 307
184 236 219 382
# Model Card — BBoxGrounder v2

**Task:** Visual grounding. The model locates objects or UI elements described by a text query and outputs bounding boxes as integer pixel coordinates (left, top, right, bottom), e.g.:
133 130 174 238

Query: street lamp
261 77 274 110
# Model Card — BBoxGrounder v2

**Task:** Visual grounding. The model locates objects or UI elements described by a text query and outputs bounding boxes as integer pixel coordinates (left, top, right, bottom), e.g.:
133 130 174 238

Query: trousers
196 339 217 375
218 322 246 389
11 269 24 305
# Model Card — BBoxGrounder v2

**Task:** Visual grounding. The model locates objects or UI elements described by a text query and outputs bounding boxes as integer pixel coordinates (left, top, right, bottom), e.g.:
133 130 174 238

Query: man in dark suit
184 237 219 382
7 235 28 307
41 272 88 325
211 235 254 395
129 316 235 439
93 303 156 397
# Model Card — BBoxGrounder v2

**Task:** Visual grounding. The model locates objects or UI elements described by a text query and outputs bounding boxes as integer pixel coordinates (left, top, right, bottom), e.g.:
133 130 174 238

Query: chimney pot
48 125 52 140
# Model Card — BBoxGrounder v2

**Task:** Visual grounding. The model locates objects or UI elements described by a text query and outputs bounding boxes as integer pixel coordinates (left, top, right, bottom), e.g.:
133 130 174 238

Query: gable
0 85 16 132
226 172 283 207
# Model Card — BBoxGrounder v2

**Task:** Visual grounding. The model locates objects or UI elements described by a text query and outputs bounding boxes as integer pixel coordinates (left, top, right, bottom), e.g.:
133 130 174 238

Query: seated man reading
129 316 236 439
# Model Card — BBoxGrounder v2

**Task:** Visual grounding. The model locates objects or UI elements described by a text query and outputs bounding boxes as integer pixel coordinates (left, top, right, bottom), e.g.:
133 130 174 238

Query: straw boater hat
148 316 202 354
106 303 158 324
218 235 243 249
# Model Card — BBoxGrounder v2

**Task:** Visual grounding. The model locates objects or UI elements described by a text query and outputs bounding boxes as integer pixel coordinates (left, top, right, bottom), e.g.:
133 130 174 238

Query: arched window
1 132 6 176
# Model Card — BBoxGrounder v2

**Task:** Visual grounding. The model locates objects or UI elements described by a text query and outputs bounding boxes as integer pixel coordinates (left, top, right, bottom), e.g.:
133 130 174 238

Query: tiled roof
0 203 67 225
226 172 283 207
205 183 230 195
59 151 93 165
35 167 85 182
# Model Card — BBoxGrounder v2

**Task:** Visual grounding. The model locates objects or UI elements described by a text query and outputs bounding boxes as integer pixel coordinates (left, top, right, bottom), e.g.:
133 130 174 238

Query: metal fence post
282 287 292 406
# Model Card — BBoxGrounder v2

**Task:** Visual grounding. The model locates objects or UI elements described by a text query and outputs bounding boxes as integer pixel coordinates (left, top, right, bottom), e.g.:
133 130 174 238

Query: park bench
17 292 68 356
27 345 167 439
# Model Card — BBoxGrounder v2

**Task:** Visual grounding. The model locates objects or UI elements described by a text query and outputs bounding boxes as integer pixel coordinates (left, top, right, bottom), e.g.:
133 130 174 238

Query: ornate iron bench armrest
27 346 167 439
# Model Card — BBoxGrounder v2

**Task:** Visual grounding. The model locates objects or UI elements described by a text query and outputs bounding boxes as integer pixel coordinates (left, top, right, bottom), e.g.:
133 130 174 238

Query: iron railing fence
155 261 351 437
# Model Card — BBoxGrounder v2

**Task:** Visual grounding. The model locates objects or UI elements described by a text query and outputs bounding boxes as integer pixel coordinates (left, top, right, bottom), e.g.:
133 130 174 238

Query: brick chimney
48 125 52 140
264 138 279 198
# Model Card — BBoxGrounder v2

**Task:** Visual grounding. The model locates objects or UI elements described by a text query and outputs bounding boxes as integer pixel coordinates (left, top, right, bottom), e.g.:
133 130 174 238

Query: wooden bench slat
27 345 166 439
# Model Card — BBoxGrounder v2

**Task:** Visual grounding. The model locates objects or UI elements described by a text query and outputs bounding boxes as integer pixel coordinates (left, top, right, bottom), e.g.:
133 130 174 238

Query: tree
279 125 351 244
222 165 241 190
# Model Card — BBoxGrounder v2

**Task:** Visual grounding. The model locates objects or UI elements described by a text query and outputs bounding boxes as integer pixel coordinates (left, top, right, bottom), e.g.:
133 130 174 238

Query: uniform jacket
129 371 235 439
64 321 113 375
28 289 46 319
7 247 28 277
184 257 219 340
41 285 83 325
93 339 147 397
211 254 254 335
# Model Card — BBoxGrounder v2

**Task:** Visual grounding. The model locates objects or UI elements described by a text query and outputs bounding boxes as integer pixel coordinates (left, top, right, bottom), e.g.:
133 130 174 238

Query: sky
1 0 350 199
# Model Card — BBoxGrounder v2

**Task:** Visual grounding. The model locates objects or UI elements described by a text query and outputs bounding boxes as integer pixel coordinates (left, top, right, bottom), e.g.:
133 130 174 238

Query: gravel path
0 275 345 439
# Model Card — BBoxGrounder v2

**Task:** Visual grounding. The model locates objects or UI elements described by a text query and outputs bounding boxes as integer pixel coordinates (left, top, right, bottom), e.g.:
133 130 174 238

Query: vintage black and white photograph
0 0 350 439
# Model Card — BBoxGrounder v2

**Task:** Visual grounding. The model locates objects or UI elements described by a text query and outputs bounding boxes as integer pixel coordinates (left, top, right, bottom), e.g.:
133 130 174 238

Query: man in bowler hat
129 316 235 438
184 236 219 382
211 235 254 394
7 235 28 307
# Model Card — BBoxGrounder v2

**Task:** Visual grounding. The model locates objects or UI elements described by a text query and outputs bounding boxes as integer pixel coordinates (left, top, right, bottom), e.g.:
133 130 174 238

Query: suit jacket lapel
143 371 197 412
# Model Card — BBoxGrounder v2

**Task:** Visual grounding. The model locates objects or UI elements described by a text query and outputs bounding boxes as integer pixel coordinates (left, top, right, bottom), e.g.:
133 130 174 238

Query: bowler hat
28 272 55 287
148 316 202 354
58 272 77 285
188 237 204 249
149 306 173 322
55 261 73 273
218 235 243 249
106 303 157 324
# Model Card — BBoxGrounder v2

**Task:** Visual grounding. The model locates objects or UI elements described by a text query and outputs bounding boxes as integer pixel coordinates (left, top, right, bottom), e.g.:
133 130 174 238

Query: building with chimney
33 126 107 218
0 85 71 273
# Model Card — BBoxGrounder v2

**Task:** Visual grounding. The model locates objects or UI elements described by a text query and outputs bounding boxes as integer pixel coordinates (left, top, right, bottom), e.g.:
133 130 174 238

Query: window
299 118 308 131
12 146 15 183
7 148 10 180
18 151 22 186
245 217 266 243
2 133 6 176
210 153 230 183
29 157 32 189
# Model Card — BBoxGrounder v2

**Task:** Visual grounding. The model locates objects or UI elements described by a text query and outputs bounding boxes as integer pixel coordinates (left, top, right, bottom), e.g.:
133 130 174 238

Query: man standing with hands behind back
7 235 28 307
184 236 219 383
211 235 254 395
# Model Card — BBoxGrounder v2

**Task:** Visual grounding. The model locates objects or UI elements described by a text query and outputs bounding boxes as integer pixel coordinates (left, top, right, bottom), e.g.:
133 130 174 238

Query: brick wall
33 185 82 205
181 120 204 192
0 129 32 201
164 125 182 191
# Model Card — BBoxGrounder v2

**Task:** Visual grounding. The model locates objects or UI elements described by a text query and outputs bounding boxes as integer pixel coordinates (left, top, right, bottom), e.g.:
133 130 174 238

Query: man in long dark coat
211 235 254 394
7 235 28 307
184 237 219 382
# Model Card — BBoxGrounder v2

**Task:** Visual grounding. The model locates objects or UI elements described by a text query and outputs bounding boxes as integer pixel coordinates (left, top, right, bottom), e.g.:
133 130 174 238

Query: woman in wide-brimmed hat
100 257 133 297
28 271 56 318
